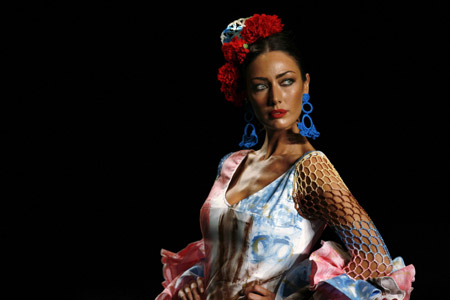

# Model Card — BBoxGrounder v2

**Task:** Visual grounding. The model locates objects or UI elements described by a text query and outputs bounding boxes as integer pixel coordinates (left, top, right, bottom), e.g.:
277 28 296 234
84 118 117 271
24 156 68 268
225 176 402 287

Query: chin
265 120 297 132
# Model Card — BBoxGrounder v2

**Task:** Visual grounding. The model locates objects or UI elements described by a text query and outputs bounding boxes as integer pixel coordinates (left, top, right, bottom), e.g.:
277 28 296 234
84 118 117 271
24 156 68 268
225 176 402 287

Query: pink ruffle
389 264 415 300
156 239 205 300
309 241 351 287
309 241 415 300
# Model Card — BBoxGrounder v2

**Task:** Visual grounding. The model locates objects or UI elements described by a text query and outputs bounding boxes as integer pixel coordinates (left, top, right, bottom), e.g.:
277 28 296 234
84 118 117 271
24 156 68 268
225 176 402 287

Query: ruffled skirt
156 240 415 300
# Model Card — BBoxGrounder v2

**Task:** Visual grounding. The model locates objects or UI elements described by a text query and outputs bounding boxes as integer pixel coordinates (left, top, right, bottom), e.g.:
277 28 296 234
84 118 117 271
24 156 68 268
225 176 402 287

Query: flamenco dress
156 150 415 300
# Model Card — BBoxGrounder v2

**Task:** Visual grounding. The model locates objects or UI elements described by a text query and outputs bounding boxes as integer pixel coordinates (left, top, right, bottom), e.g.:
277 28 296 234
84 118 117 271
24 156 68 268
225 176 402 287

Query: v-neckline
223 150 318 208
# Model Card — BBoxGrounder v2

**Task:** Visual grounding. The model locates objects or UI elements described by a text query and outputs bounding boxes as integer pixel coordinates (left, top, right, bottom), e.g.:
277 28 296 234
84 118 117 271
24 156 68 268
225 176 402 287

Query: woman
156 14 415 300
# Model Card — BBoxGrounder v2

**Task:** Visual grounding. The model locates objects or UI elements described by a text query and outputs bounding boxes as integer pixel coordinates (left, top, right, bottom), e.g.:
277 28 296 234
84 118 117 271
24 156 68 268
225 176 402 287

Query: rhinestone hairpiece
220 17 250 44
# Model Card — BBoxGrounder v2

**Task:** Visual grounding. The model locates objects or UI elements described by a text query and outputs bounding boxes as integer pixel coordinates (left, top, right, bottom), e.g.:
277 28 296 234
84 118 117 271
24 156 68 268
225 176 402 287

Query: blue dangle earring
298 93 320 139
239 105 259 148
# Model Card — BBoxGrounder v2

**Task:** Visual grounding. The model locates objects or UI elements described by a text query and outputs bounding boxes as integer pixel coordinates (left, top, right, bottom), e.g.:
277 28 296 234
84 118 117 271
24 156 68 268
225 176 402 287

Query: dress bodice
199 150 325 298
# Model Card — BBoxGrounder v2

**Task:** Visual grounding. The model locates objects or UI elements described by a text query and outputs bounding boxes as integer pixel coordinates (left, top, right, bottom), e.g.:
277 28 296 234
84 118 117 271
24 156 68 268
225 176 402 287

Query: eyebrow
251 70 296 81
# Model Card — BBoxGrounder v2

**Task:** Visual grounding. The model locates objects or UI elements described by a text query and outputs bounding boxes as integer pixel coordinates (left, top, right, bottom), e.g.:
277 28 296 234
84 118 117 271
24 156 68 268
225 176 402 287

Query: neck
258 127 311 159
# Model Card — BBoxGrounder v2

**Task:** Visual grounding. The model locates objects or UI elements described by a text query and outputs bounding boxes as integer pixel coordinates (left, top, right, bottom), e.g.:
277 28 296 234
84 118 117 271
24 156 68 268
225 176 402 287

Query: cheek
247 93 268 116
252 102 268 122
285 88 303 113
248 90 267 105
288 83 304 99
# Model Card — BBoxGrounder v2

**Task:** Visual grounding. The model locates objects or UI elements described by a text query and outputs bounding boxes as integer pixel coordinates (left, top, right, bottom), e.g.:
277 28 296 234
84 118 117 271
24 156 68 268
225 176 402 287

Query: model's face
246 51 310 132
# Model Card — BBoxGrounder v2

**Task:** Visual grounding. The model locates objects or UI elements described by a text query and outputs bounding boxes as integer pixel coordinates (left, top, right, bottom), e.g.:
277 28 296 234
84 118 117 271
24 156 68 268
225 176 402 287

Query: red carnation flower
218 62 239 86
218 62 245 106
240 14 284 44
218 14 284 105
221 36 249 64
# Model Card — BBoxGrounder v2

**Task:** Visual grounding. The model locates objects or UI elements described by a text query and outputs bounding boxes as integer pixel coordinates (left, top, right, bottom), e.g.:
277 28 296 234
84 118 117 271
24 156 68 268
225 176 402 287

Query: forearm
298 189 394 280
332 219 393 279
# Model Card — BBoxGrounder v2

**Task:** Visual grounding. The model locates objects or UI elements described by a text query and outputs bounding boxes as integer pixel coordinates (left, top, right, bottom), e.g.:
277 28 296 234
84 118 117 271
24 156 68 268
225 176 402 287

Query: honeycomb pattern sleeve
292 151 415 299
292 151 393 280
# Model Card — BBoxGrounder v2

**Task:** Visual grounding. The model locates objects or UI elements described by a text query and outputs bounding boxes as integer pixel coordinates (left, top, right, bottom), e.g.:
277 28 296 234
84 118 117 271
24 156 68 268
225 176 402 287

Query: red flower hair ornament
218 14 284 106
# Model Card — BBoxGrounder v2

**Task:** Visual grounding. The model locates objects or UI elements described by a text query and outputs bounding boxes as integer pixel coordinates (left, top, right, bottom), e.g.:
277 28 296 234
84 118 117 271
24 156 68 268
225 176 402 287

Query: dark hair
239 31 307 89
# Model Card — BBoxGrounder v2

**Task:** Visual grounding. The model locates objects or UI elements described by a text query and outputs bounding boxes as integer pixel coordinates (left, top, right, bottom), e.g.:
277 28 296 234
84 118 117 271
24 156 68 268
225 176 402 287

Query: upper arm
293 152 393 279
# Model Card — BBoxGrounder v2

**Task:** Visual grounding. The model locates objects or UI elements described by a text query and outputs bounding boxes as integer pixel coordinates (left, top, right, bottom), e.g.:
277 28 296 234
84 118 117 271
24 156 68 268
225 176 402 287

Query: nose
269 84 282 105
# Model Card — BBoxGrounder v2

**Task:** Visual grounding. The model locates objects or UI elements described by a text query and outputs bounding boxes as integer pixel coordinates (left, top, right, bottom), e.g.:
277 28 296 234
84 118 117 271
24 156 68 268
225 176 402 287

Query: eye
253 83 268 91
281 78 295 86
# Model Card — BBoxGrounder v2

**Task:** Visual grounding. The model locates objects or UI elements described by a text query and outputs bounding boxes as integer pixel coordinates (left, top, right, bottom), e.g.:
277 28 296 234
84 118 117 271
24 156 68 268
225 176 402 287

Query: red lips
270 109 287 118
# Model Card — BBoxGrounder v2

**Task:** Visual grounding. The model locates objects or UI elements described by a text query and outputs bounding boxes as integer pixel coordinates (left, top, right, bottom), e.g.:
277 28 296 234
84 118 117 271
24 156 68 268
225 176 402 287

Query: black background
4 1 448 299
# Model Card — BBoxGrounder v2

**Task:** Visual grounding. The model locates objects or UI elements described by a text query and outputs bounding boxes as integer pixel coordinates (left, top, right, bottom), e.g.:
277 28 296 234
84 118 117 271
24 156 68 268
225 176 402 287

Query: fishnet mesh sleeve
293 152 393 280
